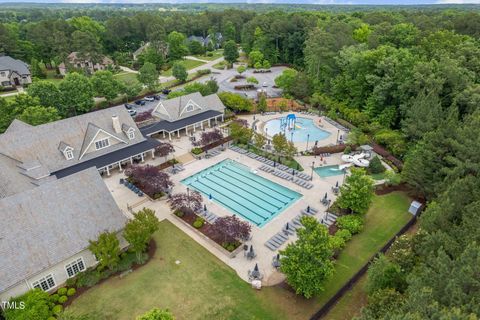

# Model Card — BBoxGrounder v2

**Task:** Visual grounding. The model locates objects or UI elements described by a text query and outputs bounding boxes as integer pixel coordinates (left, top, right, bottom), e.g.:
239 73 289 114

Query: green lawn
323 276 368 320
213 60 228 70
162 59 206 76
67 220 288 320
114 72 140 86
194 50 224 61
67 192 411 320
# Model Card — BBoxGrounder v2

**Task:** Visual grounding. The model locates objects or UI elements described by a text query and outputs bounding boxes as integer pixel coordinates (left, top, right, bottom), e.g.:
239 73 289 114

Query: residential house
140 92 225 140
58 52 114 76
0 105 160 178
187 33 223 49
0 167 128 301
133 42 151 61
0 56 32 87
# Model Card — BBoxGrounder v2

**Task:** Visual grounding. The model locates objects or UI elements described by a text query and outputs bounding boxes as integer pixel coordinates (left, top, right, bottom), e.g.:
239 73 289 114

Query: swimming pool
264 117 331 142
182 159 302 227
314 165 346 178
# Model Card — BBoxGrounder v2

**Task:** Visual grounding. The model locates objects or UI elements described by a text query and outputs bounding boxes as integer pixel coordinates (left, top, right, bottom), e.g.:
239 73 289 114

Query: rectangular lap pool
182 159 302 227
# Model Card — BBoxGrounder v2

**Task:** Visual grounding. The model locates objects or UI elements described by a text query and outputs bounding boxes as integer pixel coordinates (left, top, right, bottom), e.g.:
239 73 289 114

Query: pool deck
104 147 346 285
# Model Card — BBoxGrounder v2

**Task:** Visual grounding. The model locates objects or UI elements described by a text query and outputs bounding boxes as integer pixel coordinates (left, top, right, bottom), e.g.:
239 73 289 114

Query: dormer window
127 130 135 140
65 149 74 160
95 138 110 150
185 104 195 112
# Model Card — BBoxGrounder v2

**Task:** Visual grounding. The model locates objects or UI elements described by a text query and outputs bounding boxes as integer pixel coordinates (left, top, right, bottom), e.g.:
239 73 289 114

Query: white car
262 82 268 87
128 109 137 117
144 96 155 102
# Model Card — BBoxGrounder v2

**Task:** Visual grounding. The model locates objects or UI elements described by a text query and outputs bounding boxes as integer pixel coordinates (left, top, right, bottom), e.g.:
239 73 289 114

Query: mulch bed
62 240 157 308
375 183 424 202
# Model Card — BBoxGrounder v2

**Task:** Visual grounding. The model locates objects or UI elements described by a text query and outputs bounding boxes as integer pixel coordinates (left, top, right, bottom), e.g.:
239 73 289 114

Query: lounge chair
276 232 288 241
265 241 278 251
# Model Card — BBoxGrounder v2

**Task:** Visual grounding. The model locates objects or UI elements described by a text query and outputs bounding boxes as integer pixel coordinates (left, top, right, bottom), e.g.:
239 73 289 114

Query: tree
3 289 52 320
136 308 174 320
122 80 142 103
257 94 267 112
71 30 102 66
167 191 203 215
223 40 239 64
137 62 159 91
246 76 258 85
155 142 175 162
125 165 173 198
262 60 271 69
368 156 386 174
90 70 124 103
27 81 62 109
272 133 288 156
229 121 253 144
30 57 45 78
124 208 159 262
188 40 204 55
248 50 263 67
172 62 188 83
88 231 121 271
236 65 246 76
337 168 374 214
138 47 165 70
18 106 61 126
253 132 266 150
167 31 188 61
274 69 297 93
218 92 253 113
280 216 335 298
199 129 223 146
366 255 407 294
59 72 94 115
212 215 251 244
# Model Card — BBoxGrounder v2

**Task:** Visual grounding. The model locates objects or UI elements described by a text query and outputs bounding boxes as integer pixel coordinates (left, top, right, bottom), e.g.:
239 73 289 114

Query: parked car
135 100 145 105
262 82 268 87
162 89 171 95
144 96 155 102
153 94 162 100
124 103 134 109
128 109 137 116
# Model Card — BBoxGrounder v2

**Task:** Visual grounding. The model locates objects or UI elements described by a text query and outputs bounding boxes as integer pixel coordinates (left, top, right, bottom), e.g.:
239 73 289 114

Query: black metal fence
309 215 417 320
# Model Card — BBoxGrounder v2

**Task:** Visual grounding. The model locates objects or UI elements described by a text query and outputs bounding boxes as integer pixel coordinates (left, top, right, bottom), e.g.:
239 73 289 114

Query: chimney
112 115 121 134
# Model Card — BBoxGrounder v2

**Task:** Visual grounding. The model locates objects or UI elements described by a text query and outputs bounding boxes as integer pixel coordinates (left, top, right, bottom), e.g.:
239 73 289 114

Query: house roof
152 92 225 123
0 167 127 292
0 106 145 175
66 52 113 65
0 56 30 75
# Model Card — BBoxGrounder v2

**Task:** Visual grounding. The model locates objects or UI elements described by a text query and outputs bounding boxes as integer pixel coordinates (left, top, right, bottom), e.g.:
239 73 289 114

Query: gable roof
0 167 127 292
66 52 113 65
152 92 225 122
0 56 30 75
0 106 145 174
4 119 32 134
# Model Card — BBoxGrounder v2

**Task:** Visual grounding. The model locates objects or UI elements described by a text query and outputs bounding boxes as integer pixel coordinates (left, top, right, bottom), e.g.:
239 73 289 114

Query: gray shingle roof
153 92 225 122
0 106 145 174
0 167 127 292
0 56 30 75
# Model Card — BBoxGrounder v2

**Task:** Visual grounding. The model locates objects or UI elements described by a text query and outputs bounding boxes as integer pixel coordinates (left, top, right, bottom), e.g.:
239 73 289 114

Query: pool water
314 165 346 178
264 117 331 142
182 159 302 227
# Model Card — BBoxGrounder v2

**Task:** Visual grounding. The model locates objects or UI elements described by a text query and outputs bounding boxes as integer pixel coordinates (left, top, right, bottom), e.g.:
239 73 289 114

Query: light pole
187 187 190 197
290 131 294 143
306 133 310 152
336 129 340 143
311 161 315 181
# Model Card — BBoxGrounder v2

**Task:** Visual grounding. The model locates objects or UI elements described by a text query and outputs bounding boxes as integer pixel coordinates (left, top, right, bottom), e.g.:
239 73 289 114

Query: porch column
130 157 133 165
163 131 165 139
215 116 218 124
200 121 203 129
118 162 122 170
106 166 110 176
194 123 196 132
151 149 155 159
177 130 180 138
141 153 145 162
208 119 211 127
169 132 172 141
221 114 224 122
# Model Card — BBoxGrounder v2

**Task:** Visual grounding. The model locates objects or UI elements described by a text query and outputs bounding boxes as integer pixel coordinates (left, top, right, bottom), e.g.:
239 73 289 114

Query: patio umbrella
307 206 310 213
324 193 328 200
204 204 207 212
285 222 290 230
209 194 212 200
335 181 339 188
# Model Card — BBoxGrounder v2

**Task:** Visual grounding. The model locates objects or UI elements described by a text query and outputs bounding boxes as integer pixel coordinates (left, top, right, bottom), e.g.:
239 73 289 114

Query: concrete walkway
184 55 209 63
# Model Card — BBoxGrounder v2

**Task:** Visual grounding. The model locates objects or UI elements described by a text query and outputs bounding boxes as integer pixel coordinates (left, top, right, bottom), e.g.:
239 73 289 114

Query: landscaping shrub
117 251 137 271
65 277 76 287
193 217 205 229
57 287 67 296
222 242 237 252
336 228 352 242
330 234 346 250
152 192 165 200
368 155 386 174
58 295 68 304
52 305 63 315
66 288 76 297
191 147 203 155
336 214 364 234
174 209 185 217
76 270 101 288
50 293 59 303
344 145 352 154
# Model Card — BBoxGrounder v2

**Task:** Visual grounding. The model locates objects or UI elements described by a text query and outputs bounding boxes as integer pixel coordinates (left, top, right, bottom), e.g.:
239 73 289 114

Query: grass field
114 72 140 85
162 59 206 76
194 50 223 61
67 192 411 320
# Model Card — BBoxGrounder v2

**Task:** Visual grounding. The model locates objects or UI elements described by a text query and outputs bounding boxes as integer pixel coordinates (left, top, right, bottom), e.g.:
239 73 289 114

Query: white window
185 104 195 112
95 138 110 150
65 258 85 278
0 72 5 77
127 130 135 140
64 149 74 160
32 274 56 291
